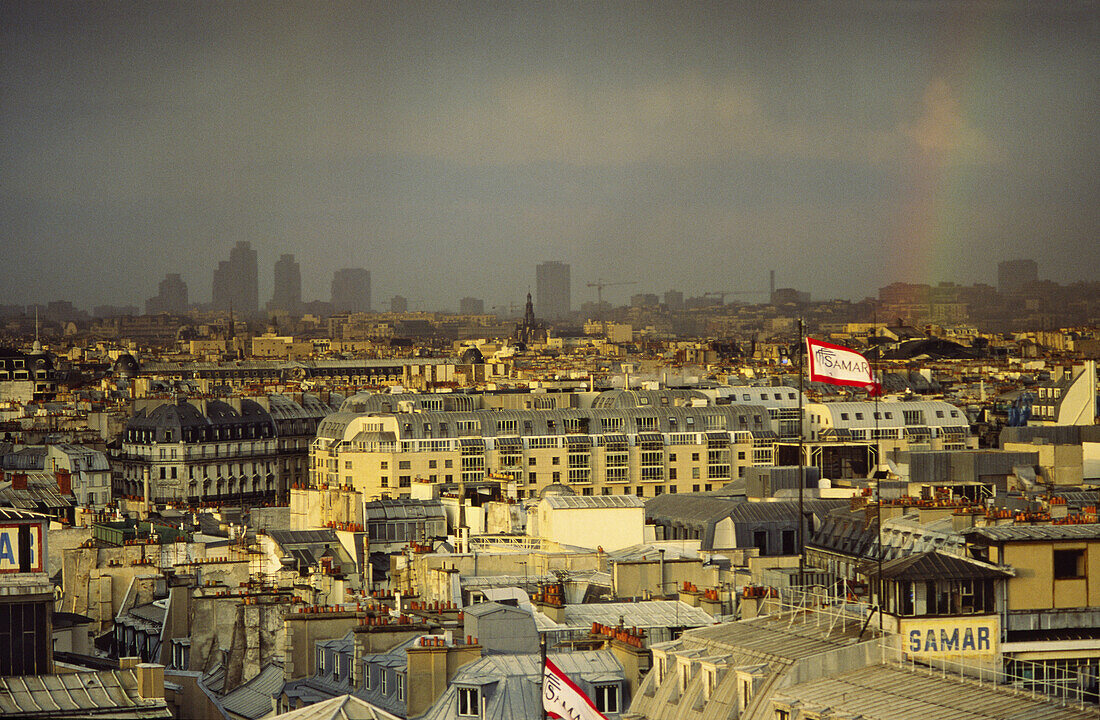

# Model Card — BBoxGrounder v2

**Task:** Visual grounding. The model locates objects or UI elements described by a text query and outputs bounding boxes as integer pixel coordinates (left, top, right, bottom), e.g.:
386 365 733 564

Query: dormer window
457 686 480 717
594 683 619 713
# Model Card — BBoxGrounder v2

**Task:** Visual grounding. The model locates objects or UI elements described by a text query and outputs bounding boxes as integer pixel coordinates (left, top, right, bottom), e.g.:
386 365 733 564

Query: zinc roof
772 661 1096 720
0 669 172 718
561 600 714 630
271 694 401 720
682 609 878 663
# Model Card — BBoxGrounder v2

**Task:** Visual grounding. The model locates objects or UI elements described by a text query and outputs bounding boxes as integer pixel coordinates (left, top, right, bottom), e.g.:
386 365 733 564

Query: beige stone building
310 403 778 502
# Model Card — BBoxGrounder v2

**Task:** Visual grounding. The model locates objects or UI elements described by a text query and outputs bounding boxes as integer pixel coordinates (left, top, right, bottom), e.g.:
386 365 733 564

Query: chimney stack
56 469 72 496
136 663 165 700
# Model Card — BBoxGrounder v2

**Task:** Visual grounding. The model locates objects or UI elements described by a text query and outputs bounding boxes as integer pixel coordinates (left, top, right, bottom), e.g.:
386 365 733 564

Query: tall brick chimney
56 469 72 496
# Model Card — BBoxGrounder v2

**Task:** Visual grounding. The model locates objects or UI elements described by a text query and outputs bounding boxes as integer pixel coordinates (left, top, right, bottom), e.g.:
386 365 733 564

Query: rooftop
772 661 1096 720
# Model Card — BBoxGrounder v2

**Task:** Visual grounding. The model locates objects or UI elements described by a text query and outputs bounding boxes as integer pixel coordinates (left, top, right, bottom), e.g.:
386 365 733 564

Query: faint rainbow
888 4 1001 286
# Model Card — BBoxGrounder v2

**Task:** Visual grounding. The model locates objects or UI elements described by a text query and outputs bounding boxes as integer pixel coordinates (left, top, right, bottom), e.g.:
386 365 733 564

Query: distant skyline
2 2 1097 311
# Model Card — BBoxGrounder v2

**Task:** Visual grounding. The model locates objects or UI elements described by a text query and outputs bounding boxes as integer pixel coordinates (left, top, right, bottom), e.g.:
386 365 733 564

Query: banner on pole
806 337 882 395
543 657 608 720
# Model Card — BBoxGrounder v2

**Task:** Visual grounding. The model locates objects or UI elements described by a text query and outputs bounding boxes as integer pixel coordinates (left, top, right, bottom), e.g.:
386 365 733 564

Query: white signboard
0 524 44 573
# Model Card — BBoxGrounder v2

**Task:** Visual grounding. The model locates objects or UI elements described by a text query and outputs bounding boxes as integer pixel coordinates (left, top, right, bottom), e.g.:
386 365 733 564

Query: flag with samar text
806 337 882 395
543 657 608 720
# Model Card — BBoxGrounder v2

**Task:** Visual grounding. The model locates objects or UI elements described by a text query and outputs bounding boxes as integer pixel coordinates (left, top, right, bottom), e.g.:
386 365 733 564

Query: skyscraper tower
211 241 259 314
146 273 188 315
997 259 1038 295
535 261 570 320
269 254 302 313
331 268 371 313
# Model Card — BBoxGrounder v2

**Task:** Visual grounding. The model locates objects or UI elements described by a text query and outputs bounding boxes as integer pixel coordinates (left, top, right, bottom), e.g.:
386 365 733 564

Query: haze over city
2 1 1097 311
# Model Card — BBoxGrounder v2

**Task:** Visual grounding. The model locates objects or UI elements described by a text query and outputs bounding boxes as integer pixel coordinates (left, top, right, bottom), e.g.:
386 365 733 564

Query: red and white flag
543 657 608 720
806 337 882 395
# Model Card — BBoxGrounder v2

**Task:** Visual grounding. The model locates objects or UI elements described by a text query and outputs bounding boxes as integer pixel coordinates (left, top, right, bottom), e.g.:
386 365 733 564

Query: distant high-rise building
331 268 371 313
664 290 684 311
459 297 485 315
997 259 1038 295
212 241 258 314
146 273 188 315
535 261 570 320
631 293 659 308
390 296 408 313
268 254 302 313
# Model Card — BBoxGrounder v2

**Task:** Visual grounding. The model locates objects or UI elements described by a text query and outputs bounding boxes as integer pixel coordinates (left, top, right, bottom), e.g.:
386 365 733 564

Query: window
317 648 326 673
669 453 677 461
753 530 768 555
781 529 796 555
457 687 480 717
854 413 863 420
397 674 405 701
553 472 561 482
399 476 411 487
692 452 699 461
381 670 389 694
1054 549 1086 579
399 460 411 470
594 684 620 713
445 459 453 468
380 461 388 469
380 476 389 487
364 664 372 689
429 460 437 469
840 413 849 420
669 468 677 480
552 456 560 465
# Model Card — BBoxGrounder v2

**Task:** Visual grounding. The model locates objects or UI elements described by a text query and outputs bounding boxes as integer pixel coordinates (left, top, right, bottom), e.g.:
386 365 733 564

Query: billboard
0 523 44 573
901 615 999 658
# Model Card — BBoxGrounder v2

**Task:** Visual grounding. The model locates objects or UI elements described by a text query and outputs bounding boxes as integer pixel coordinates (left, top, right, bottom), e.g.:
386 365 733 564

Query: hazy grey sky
2 1 1097 311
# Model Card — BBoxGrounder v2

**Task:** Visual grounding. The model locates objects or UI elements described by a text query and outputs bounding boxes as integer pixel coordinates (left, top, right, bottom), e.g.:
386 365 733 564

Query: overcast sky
2 1 1097 312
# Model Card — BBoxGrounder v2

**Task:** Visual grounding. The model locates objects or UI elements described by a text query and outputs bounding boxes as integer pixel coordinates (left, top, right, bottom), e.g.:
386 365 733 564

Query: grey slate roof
541 494 645 509
863 550 1012 581
418 651 626 720
218 662 285 719
964 524 1100 543
269 529 340 547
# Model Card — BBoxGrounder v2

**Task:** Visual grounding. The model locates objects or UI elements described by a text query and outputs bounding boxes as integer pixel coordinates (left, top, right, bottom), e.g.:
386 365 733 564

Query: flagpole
540 634 548 720
872 314 883 630
798 318 805 589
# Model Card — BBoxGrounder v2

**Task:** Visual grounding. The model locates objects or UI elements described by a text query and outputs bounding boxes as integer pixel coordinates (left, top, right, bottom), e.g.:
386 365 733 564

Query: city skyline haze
2 2 1097 312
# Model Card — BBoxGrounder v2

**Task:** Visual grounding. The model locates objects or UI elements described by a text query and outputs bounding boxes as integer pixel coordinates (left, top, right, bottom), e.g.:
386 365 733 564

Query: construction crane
587 278 638 306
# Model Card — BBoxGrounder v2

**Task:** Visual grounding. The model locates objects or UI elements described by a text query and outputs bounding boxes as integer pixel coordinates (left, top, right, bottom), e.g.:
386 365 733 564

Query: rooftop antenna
32 307 42 353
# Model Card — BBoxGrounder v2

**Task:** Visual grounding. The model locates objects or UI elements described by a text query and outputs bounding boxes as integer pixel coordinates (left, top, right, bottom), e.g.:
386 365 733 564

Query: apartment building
804 399 973 450
310 403 779 501
116 394 339 505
